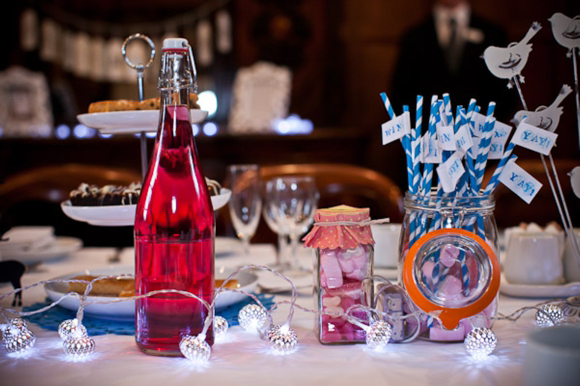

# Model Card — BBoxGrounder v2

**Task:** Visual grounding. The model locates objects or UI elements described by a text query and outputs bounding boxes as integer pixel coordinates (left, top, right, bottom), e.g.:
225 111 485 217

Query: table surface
0 240 549 386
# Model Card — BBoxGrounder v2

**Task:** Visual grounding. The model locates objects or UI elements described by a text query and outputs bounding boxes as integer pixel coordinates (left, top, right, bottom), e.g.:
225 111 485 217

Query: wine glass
263 180 289 269
226 165 262 259
268 176 319 272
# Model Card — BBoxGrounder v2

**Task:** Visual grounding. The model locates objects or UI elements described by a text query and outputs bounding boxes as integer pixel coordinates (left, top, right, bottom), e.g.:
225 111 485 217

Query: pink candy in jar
303 205 375 344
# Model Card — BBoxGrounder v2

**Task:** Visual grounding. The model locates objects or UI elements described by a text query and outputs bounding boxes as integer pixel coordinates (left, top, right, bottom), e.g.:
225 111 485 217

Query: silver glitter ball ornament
9 318 28 329
58 319 88 340
267 325 298 353
238 304 268 332
535 304 564 327
179 335 211 362
465 327 497 359
63 335 95 357
365 321 392 350
214 316 228 339
4 326 36 354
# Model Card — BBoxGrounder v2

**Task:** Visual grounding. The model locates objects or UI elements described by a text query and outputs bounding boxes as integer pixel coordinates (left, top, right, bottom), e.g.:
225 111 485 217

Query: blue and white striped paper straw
483 143 517 195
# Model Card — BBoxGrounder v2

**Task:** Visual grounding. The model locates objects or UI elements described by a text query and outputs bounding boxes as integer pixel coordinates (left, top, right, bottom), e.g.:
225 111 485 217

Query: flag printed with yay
499 159 543 204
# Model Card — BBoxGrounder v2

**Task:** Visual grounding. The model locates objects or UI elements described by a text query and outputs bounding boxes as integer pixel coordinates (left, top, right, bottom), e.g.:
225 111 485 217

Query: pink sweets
303 205 375 344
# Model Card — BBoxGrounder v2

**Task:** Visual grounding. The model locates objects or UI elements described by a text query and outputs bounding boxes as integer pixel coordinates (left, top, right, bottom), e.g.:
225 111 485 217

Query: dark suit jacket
391 14 517 121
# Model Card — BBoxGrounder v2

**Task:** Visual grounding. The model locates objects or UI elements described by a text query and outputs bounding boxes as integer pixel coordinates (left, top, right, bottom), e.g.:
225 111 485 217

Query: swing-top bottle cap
162 38 189 50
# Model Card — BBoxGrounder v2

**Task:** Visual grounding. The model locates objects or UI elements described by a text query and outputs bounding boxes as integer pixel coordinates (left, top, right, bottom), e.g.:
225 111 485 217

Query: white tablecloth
0 242 546 386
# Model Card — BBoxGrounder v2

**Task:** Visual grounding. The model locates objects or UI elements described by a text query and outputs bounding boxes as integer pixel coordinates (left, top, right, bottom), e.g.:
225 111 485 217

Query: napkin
0 226 55 253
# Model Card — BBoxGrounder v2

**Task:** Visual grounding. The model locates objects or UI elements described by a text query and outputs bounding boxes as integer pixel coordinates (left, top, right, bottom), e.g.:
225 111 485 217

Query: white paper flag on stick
437 152 465 192
422 134 442 163
454 124 473 156
511 121 558 155
470 112 487 137
499 159 543 204
489 120 513 159
437 124 456 150
381 112 410 145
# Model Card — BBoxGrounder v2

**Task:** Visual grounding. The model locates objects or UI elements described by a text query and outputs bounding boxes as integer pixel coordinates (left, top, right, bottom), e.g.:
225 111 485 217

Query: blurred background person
391 0 517 121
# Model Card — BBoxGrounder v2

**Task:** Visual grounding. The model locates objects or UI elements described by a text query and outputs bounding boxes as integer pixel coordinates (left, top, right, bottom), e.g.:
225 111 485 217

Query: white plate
215 237 242 257
61 188 231 227
501 274 580 298
45 266 258 321
77 110 208 134
3 237 83 265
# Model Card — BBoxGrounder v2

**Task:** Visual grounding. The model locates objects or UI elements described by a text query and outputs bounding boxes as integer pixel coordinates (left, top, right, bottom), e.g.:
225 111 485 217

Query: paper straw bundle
379 93 519 252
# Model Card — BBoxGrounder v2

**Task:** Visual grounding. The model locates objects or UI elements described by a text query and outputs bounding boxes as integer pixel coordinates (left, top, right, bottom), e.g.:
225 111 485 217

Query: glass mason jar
303 205 374 344
397 192 500 342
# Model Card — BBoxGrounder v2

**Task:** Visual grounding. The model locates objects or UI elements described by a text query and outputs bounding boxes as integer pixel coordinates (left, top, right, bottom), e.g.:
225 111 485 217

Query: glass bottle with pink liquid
134 38 215 356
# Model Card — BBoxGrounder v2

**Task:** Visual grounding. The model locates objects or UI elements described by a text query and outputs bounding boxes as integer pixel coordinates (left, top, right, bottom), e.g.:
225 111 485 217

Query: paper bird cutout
512 85 572 132
483 22 542 87
549 13 580 57
570 166 580 199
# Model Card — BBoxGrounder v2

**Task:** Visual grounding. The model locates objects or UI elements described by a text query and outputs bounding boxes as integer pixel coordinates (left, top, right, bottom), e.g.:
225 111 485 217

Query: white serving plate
3 237 83 266
61 188 231 227
500 274 580 298
77 110 208 134
45 266 258 321
215 237 242 257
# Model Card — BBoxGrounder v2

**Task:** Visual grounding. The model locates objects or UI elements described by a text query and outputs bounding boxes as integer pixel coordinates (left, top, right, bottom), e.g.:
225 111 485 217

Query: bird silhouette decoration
549 13 580 57
512 84 572 132
483 22 542 88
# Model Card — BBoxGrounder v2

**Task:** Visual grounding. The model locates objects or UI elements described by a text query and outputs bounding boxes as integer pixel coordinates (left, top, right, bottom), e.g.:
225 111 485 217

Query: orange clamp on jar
402 228 500 331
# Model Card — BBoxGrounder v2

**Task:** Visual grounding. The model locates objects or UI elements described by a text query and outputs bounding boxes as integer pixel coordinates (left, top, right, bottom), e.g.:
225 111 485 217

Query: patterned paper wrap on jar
303 205 374 344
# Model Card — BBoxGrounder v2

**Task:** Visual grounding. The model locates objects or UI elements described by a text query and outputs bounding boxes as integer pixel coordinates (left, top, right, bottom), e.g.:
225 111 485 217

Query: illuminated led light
267 324 298 353
55 124 71 139
214 316 228 339
73 124 93 139
193 124 200 136
365 320 392 350
238 304 267 332
179 334 211 362
198 90 218 117
535 304 563 327
464 327 497 359
98 132 113 139
203 122 218 136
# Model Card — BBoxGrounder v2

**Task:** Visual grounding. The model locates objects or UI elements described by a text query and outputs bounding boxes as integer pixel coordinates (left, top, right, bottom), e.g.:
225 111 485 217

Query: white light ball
465 327 497 359
238 304 268 332
9 318 28 330
58 319 88 340
267 324 298 353
63 335 95 357
365 321 392 350
4 326 36 354
214 316 228 339
535 304 564 327
179 335 211 362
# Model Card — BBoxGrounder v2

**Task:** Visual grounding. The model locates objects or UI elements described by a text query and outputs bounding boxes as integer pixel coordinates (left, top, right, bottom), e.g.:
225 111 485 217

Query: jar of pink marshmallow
398 193 500 342
303 205 374 344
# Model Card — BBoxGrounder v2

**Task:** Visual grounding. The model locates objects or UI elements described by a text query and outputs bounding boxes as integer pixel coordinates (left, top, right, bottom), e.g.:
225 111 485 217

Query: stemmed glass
226 165 262 259
267 176 319 272
263 181 289 269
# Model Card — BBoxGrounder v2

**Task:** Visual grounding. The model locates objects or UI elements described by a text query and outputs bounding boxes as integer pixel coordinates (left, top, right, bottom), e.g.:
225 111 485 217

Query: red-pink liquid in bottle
135 104 215 356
